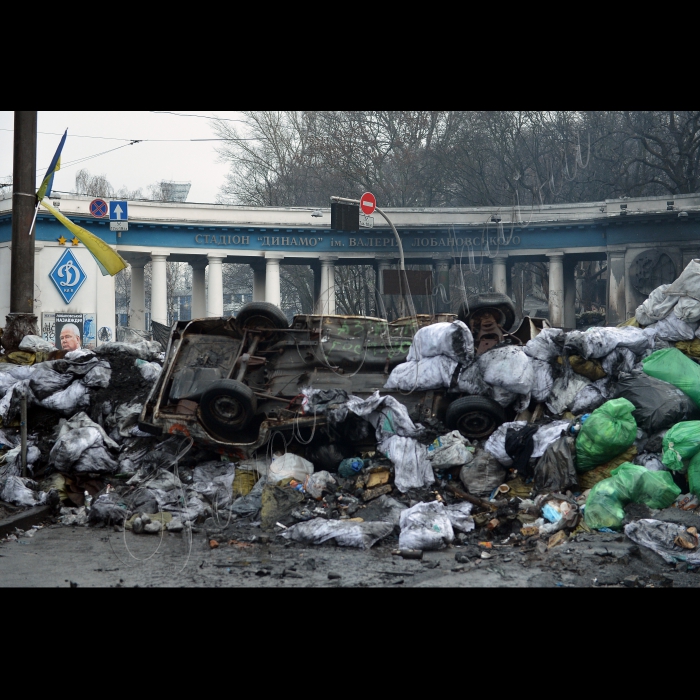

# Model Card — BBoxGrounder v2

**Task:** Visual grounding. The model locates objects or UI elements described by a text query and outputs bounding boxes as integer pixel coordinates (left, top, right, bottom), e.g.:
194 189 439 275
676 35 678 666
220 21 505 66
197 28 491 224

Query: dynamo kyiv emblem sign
49 249 87 304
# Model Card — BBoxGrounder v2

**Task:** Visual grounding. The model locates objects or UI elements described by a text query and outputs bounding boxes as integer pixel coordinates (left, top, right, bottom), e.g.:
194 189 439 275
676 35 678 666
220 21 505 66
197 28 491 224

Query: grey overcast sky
0 111 246 204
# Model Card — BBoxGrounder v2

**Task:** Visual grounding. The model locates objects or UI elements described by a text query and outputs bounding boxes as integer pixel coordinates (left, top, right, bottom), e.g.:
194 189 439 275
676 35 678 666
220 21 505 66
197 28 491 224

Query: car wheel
236 302 289 335
445 396 507 440
200 379 256 436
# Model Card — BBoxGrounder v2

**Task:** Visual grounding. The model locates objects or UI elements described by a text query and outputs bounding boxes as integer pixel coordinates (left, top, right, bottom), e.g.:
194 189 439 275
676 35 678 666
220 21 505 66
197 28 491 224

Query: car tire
236 302 289 333
200 379 256 436
445 395 507 440
458 293 517 332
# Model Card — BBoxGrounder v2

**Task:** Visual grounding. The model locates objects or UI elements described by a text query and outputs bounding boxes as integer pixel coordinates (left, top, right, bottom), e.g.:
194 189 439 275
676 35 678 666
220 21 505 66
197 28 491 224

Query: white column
492 256 508 295
190 261 207 319
96 256 116 345
319 256 337 315
130 262 146 330
547 253 565 327
252 263 266 302
563 257 577 328
607 250 626 326
265 254 283 307
150 254 169 326
207 254 225 317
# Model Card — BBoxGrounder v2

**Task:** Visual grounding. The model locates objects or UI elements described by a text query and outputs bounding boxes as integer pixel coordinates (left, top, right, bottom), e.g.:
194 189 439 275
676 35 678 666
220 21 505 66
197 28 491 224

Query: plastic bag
546 374 591 415
478 345 533 395
615 373 700 433
674 296 700 323
444 502 475 533
570 384 607 415
460 450 505 496
625 518 700 565
260 481 305 530
635 284 677 325
427 430 475 469
662 421 700 470
647 313 697 341
687 451 700 496
135 359 162 383
82 362 112 388
18 335 55 353
634 453 666 471
28 366 74 399
601 347 637 378
642 348 700 408
1 475 47 507
665 259 700 301
39 380 90 415
583 462 681 530
485 420 570 467
304 470 336 499
534 435 578 493
231 476 266 518
575 398 637 472
567 354 607 381
565 327 655 359
384 356 458 391
406 320 474 363
282 518 394 549
456 360 490 395
524 328 565 362
530 359 554 402
378 435 433 492
398 501 454 550
95 340 163 361
87 492 127 526
267 453 315 485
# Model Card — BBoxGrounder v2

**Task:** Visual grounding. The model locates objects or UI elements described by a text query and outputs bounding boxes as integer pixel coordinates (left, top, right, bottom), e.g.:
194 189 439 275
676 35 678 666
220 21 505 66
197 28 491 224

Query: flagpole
27 199 39 236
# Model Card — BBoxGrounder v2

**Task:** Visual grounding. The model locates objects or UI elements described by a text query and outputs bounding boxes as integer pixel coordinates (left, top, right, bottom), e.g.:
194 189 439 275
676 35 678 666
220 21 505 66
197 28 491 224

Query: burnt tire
445 396 507 440
236 302 289 334
200 379 256 436
458 293 517 332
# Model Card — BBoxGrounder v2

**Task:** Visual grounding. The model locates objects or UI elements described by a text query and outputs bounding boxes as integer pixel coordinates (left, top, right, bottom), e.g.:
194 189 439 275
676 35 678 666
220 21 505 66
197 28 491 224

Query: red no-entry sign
360 192 376 216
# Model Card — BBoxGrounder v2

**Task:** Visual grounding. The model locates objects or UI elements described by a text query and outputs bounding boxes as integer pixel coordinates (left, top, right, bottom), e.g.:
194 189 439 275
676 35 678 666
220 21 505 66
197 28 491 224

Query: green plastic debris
662 420 700 470
689 452 700 497
575 398 637 472
583 462 681 531
642 347 700 408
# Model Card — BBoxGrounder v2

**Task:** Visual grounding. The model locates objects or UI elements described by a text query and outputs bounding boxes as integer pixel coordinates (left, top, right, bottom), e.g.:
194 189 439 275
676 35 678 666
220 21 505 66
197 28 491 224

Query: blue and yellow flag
40 199 128 276
36 129 67 201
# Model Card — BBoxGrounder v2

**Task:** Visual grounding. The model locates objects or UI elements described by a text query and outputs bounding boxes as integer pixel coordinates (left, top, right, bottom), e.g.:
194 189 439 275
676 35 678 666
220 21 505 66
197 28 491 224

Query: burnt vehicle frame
139 301 513 457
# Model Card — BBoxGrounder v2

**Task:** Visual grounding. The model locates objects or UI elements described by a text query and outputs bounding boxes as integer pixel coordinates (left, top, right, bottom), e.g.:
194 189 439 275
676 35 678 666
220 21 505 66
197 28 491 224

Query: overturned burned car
139 298 520 457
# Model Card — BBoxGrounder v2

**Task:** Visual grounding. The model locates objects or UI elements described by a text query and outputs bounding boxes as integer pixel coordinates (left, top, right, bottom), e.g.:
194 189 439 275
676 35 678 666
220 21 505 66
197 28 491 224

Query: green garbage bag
584 462 681 530
689 452 700 497
642 348 700 408
662 420 700 470
575 398 637 472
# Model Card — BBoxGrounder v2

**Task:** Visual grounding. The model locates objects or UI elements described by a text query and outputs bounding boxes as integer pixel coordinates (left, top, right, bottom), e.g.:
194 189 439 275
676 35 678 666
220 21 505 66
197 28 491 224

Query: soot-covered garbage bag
18 334 55 353
406 320 474 363
267 453 315 485
546 374 591 416
565 327 655 359
427 430 475 469
646 313 697 342
524 328 566 362
384 356 458 391
378 435 434 492
49 412 120 474
583 462 681 531
460 450 505 497
625 519 700 565
95 340 163 361
27 365 74 399
39 381 90 416
661 421 700 470
570 381 608 415
398 501 454 551
575 398 637 472
477 345 533 396
282 518 394 549
635 284 678 326
642 348 700 408
534 435 578 493
1 475 47 507
485 420 571 467
530 359 554 402
614 372 700 433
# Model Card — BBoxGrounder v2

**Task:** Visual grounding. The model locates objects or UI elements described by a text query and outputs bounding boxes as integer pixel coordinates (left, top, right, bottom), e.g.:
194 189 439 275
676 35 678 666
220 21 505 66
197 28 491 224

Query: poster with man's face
55 314 84 352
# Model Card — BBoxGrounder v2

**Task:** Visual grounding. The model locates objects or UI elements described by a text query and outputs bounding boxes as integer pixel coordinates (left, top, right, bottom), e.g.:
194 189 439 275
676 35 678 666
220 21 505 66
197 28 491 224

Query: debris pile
4 260 700 583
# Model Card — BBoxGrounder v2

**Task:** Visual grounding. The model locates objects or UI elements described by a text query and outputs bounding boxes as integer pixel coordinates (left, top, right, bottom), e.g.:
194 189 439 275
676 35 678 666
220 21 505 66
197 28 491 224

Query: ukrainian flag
36 129 67 201
40 199 128 276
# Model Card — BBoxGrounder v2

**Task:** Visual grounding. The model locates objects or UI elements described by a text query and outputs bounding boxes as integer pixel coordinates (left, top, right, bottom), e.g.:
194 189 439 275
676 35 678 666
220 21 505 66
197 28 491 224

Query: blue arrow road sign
109 200 128 221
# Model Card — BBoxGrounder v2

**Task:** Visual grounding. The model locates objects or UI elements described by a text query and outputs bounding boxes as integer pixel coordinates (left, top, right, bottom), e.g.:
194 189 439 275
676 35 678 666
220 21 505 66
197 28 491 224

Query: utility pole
4 111 39 350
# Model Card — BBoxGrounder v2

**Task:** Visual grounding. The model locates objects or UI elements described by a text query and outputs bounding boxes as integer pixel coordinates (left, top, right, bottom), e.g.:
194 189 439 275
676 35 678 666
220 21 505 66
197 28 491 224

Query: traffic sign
360 192 376 216
109 200 128 221
110 221 128 231
359 213 374 228
90 198 108 218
